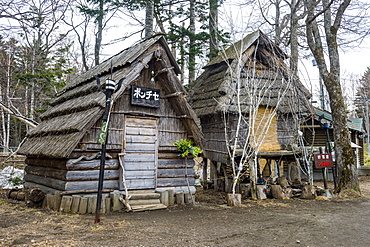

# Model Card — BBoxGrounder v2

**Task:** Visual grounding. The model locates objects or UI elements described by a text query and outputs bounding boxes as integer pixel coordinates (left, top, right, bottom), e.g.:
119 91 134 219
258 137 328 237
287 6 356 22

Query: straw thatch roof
189 30 312 117
19 34 201 158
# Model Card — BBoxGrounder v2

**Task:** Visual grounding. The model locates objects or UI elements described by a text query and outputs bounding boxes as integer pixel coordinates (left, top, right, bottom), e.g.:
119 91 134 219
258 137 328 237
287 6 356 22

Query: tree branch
0 102 38 128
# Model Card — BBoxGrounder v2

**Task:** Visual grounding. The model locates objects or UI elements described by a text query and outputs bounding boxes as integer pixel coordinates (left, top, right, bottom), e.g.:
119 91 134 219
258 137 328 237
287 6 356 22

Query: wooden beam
163 92 183 98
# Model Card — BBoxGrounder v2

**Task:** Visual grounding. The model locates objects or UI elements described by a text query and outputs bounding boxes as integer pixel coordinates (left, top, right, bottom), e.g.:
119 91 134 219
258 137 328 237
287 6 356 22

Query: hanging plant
173 139 202 158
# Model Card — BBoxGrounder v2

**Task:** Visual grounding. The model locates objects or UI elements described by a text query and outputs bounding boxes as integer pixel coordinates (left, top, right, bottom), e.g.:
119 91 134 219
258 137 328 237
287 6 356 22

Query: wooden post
53 192 62 212
176 192 185 205
202 158 208 189
276 159 281 177
168 190 175 206
71 196 81 213
249 159 257 200
222 163 229 193
111 191 123 211
46 194 54 210
184 193 195 205
78 197 88 214
160 191 169 206
100 195 106 214
105 197 111 213
88 196 97 214
210 161 218 191
267 159 273 177
60 196 73 213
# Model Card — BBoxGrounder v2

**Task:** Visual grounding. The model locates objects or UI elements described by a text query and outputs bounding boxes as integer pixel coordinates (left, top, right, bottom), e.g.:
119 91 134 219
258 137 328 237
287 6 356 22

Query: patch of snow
0 166 24 189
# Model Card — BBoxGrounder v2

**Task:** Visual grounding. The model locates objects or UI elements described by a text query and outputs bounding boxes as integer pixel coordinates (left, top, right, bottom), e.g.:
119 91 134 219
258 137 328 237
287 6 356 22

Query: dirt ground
1 177 370 247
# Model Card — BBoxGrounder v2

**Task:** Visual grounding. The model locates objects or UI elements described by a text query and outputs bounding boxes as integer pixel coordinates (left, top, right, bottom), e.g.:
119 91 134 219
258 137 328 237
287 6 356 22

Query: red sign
314 154 333 168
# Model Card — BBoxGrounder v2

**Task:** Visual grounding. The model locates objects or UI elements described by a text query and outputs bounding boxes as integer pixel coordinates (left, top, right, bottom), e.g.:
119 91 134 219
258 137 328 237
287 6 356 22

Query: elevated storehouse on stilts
189 30 312 193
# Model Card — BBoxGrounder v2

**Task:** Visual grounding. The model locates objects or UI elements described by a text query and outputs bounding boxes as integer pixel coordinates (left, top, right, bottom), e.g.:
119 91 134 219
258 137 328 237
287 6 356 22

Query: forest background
0 0 370 162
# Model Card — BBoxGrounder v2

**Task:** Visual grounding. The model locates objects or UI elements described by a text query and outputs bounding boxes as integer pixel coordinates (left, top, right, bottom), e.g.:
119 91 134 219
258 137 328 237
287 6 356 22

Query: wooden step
129 199 161 206
131 203 167 212
125 193 160 200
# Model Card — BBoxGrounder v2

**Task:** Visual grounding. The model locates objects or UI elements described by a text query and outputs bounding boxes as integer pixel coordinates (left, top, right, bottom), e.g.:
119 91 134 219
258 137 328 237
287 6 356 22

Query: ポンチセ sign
314 153 333 168
131 86 160 108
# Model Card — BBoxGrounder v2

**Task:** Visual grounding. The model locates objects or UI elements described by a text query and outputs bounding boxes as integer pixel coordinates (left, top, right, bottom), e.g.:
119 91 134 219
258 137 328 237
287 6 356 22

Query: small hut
18 34 202 208
302 107 364 179
189 30 312 192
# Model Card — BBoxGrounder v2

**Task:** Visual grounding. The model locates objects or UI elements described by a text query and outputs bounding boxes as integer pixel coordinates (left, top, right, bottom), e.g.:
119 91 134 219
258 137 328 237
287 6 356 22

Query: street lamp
95 78 117 223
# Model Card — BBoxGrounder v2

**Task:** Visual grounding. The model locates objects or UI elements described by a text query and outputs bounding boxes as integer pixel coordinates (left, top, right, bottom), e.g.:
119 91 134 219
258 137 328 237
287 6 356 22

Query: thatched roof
189 30 312 117
19 34 202 158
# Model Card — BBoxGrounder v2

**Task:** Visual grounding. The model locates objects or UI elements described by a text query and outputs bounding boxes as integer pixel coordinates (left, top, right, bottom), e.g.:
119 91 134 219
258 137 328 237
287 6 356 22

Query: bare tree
64 0 94 72
304 0 359 193
144 0 154 39
209 0 219 60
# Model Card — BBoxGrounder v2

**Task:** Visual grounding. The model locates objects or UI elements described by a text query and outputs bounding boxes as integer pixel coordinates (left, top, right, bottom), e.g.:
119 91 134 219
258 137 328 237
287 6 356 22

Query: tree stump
271 185 285 199
277 177 289 188
288 161 301 183
301 185 316 199
29 188 45 203
176 192 185 205
227 193 241 207
168 190 175 206
256 185 267 200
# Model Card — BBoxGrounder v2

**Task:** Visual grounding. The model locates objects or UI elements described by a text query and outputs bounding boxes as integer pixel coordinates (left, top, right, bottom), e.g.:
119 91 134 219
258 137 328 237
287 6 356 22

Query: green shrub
173 139 202 158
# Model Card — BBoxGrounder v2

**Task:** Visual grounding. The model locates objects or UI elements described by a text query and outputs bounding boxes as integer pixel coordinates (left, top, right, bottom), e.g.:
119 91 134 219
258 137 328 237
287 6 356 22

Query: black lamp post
95 78 116 223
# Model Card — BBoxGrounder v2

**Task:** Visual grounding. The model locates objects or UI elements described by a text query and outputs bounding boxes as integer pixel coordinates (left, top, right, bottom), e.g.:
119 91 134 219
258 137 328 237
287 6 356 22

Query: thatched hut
19 34 202 199
189 30 312 191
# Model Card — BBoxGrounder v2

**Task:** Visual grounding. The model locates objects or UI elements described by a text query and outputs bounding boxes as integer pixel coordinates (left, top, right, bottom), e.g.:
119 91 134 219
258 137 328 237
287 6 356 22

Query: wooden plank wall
200 114 230 164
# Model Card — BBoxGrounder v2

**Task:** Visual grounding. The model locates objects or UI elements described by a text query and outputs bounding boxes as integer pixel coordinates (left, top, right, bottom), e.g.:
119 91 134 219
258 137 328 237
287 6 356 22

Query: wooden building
189 30 312 190
18 34 202 197
302 107 365 168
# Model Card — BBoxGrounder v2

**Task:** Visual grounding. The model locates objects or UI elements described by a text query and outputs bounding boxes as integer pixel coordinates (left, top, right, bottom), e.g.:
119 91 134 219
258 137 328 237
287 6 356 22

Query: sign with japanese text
131 86 160 108
314 153 333 168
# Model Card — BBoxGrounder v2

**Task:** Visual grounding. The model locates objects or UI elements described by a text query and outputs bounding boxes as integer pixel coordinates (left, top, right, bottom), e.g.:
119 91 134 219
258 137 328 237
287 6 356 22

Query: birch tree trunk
304 0 359 193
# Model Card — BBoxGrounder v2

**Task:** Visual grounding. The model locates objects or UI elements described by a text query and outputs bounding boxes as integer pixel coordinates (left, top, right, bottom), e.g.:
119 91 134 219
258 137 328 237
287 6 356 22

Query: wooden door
121 116 158 190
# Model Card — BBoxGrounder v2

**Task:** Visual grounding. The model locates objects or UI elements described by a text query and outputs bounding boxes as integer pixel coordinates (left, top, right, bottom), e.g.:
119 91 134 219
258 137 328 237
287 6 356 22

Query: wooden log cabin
188 30 313 192
302 107 365 178
18 34 202 198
